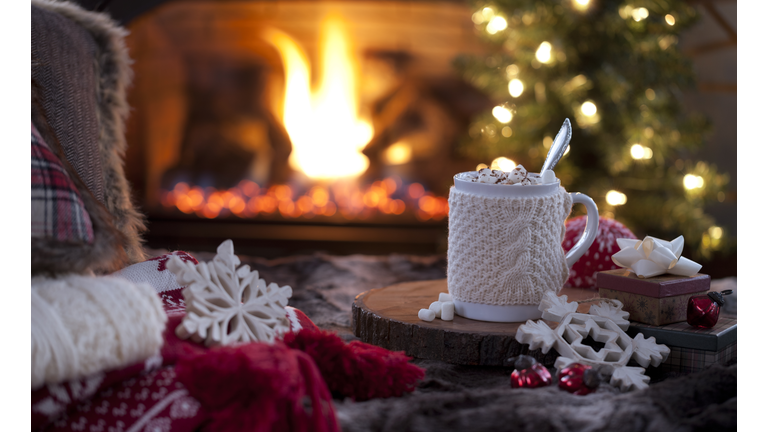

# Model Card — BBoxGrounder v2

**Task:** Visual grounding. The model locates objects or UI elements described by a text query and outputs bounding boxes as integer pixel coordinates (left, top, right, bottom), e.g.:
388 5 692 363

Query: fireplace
123 1 492 255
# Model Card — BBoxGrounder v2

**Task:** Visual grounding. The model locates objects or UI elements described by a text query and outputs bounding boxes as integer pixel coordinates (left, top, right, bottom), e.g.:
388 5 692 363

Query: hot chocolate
457 165 552 185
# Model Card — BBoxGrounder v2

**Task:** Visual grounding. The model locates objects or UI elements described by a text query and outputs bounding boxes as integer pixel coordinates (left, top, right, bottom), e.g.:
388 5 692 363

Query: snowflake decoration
167 240 293 346
588 299 630 331
538 291 578 322
516 295 670 392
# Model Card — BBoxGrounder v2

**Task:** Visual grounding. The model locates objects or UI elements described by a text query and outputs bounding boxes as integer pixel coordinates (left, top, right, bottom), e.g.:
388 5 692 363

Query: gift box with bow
596 236 710 326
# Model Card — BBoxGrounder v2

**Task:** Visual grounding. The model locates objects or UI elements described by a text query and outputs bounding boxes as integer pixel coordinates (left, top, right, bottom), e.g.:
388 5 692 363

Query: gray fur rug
179 250 737 432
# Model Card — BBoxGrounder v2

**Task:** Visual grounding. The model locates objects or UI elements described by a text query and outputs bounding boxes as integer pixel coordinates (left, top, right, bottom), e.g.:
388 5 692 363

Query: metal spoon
541 118 572 173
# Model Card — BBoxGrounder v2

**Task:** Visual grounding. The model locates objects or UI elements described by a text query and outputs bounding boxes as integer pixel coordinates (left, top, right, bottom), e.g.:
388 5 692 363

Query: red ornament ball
509 355 552 389
687 290 733 329
563 216 637 288
511 364 552 389
557 363 602 395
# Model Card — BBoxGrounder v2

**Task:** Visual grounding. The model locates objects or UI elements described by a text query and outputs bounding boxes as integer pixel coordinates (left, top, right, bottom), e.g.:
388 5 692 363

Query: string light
705 226 723 249
501 126 512 137
508 79 524 97
573 0 590 11
606 190 627 206
632 7 649 22
630 144 653 160
476 163 488 170
683 174 705 190
492 105 513 123
506 64 520 78
491 157 516 171
709 226 723 240
535 42 553 63
543 136 553 148
487 16 508 34
581 101 597 116
665 14 676 26
645 89 656 100
618 5 633 19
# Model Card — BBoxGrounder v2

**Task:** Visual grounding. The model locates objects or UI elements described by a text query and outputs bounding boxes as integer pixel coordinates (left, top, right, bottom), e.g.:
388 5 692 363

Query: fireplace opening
123 1 492 256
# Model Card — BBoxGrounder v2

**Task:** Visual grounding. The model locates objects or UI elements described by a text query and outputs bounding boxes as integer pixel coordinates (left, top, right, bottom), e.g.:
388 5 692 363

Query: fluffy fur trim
32 80 129 275
31 274 167 389
282 329 425 401
32 0 147 264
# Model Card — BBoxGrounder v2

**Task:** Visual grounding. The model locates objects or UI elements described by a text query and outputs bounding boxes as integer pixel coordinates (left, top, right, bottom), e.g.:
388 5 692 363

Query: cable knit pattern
447 187 573 306
31 275 167 389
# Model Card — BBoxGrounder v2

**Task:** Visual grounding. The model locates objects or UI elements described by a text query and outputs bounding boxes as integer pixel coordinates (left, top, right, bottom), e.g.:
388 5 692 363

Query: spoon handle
541 119 572 173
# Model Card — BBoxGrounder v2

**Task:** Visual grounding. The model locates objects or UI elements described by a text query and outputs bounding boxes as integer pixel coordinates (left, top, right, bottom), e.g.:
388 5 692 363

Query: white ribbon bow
611 235 702 278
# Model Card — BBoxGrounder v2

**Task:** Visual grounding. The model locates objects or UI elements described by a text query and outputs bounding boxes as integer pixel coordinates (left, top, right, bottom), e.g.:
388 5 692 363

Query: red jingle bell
508 355 552 389
557 363 604 395
687 290 733 329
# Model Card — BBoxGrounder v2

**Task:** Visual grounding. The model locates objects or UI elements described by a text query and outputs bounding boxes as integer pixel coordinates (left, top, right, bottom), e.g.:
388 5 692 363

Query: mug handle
565 193 600 268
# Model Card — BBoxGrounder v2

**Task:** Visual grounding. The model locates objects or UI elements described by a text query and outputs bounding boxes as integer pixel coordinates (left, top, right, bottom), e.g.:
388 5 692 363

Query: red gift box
596 269 710 326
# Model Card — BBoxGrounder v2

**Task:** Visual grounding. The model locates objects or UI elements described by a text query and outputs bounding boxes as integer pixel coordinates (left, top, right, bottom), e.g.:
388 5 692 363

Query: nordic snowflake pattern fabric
33 361 204 432
563 216 637 288
113 251 199 296
167 240 293 346
516 295 670 391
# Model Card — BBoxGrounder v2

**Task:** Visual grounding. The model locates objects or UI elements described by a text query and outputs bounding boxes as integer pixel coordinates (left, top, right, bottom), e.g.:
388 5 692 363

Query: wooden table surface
352 278 601 366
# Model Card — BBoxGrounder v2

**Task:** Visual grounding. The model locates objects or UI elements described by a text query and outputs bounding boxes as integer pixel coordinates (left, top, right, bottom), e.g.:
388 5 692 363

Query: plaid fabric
629 315 737 351
31 122 94 244
658 342 736 374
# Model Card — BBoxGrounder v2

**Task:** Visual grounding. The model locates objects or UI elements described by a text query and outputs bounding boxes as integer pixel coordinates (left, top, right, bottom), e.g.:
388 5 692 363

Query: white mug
448 172 599 322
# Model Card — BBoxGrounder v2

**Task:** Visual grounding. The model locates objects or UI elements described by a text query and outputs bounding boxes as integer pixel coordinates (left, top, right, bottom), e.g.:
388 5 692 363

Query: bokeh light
606 190 627 206
492 105 513 123
536 42 553 63
581 101 597 116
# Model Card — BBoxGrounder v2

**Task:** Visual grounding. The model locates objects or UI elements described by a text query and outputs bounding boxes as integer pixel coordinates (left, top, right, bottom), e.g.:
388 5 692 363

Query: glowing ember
161 177 449 221
264 15 373 180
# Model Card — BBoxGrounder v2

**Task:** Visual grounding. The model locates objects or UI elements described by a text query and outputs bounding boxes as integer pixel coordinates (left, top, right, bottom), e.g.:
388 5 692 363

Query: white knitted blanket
31 275 167 389
447 187 573 306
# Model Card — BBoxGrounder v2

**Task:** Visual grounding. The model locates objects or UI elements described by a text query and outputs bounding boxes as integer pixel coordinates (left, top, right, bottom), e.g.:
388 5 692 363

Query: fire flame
265 15 373 180
161 178 449 221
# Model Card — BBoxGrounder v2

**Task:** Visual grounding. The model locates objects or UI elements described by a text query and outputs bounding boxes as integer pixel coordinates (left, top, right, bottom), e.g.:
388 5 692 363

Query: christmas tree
455 0 730 259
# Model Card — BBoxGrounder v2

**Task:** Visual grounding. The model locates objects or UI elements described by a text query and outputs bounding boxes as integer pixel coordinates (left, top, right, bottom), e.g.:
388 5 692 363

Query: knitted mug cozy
447 186 574 306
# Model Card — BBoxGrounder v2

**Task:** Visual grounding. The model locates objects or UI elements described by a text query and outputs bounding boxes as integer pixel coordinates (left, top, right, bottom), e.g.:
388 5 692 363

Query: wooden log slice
352 279 599 366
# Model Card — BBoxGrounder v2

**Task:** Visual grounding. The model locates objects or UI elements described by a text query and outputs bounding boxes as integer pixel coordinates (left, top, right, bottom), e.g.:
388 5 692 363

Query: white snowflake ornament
588 299 630 331
539 291 578 322
516 295 669 392
167 240 293 346
610 366 651 392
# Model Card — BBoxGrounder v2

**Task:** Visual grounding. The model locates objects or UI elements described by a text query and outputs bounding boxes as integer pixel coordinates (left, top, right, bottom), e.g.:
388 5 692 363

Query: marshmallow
466 164 550 186
507 164 528 183
458 171 478 181
438 293 453 302
541 169 556 184
499 175 517 185
477 168 508 184
418 309 436 322
429 301 443 318
441 302 455 321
